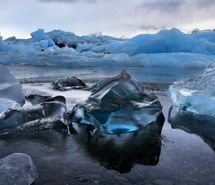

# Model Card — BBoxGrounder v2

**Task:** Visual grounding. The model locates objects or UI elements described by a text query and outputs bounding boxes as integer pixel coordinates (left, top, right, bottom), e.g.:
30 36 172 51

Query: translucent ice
0 98 21 117
31 29 55 48
169 63 215 117
70 70 163 134
0 65 25 106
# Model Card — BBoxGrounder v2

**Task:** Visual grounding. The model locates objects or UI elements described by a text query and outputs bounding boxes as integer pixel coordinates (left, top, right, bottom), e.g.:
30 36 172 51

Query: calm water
0 95 214 185
0 65 214 185
6 65 203 83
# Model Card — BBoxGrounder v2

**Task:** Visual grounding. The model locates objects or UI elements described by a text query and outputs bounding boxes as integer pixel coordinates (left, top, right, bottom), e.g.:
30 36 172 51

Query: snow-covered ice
169 63 215 117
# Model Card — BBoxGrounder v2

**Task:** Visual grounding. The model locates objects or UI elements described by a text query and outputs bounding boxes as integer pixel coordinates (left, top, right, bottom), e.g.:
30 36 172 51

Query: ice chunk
0 65 25 106
72 115 164 173
0 98 21 116
31 29 55 47
31 29 48 41
47 30 78 48
169 106 215 151
52 76 87 91
0 36 8 51
70 70 163 134
0 96 67 133
169 63 215 117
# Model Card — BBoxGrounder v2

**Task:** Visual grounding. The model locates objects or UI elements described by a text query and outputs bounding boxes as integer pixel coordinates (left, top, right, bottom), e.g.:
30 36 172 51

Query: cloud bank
0 0 214 38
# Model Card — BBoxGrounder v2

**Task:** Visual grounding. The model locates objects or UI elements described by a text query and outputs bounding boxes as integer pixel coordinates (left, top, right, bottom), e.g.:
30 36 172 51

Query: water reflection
72 114 164 173
168 106 215 151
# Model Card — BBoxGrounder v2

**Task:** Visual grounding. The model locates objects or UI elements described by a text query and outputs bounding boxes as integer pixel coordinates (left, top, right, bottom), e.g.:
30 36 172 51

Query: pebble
114 175 129 182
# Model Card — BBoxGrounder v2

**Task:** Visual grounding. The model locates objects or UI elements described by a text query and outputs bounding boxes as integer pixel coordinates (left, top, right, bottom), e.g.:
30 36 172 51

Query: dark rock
24 89 52 105
52 77 87 91
0 153 38 185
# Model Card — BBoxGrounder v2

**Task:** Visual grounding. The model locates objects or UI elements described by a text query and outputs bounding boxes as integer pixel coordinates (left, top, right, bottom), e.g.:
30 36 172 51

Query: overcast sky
0 0 215 39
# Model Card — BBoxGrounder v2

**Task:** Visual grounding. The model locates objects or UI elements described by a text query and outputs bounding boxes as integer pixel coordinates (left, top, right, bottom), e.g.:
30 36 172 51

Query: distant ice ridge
169 63 215 117
115 28 215 56
0 28 215 67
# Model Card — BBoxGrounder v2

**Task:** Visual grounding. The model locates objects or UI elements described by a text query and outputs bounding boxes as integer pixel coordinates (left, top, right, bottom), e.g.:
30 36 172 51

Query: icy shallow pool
0 93 214 185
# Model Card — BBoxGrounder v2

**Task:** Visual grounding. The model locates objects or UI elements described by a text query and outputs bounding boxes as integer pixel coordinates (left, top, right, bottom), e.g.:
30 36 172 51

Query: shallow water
0 95 214 185
7 65 203 83
0 65 214 185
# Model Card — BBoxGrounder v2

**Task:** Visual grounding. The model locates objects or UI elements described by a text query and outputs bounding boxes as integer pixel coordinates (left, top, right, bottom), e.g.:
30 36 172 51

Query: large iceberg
169 63 215 117
69 70 163 134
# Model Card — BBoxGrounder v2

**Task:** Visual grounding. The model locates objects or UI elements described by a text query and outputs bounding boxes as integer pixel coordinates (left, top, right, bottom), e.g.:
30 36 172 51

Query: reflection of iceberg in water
168 106 215 151
71 114 164 173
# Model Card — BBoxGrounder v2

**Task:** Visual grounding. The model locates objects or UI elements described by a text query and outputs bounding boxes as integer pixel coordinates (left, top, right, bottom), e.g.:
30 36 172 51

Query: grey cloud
0 0 215 39
141 0 185 12
140 0 215 13
40 0 96 3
